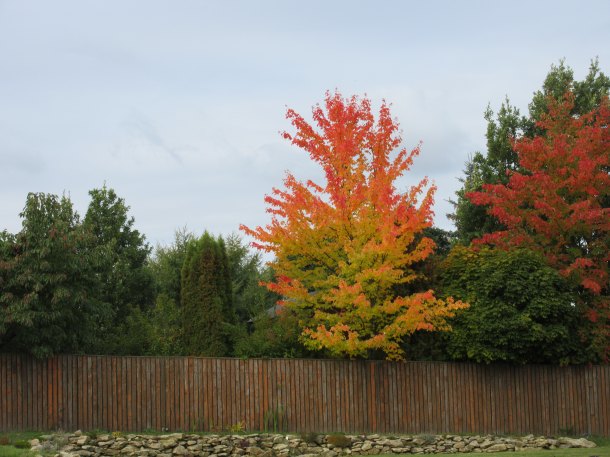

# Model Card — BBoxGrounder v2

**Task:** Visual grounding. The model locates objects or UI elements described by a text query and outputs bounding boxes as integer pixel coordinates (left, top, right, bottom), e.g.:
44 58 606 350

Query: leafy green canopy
441 246 585 364
0 193 111 358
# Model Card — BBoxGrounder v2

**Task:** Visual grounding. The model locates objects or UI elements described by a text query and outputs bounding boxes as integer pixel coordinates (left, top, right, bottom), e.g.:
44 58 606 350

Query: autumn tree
468 94 610 360
451 59 610 244
241 92 466 360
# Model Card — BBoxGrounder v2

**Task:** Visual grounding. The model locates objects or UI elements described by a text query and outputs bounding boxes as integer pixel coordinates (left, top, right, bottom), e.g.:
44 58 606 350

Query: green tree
147 293 183 355
83 185 154 353
0 193 110 357
224 233 279 323
440 246 586 364
148 227 195 305
451 59 610 244
181 232 235 356
233 309 310 358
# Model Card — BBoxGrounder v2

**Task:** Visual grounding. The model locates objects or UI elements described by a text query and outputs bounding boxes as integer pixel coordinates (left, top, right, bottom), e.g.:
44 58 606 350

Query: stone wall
30 430 597 456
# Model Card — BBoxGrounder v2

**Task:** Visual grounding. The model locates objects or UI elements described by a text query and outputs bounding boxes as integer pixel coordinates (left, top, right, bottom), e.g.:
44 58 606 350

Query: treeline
0 187 301 359
1 59 608 364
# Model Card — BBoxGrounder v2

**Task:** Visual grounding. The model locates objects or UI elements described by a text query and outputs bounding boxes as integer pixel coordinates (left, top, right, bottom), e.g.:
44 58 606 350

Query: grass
0 432 53 457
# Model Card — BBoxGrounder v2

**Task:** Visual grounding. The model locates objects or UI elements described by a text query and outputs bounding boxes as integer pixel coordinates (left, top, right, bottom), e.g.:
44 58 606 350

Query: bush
440 246 587 364
326 434 352 448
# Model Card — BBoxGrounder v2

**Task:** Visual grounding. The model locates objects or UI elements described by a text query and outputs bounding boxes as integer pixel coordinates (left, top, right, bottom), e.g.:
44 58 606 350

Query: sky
1 0 609 252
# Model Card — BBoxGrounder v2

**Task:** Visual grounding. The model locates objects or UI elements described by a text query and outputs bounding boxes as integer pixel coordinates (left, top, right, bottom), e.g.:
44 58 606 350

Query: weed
12 441 29 449
0 436 10 446
228 421 246 433
326 434 351 448
415 433 436 445
263 405 286 433
299 432 318 444
111 431 123 439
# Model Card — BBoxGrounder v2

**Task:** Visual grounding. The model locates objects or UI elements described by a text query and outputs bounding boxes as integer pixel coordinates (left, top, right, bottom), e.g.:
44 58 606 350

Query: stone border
29 430 597 456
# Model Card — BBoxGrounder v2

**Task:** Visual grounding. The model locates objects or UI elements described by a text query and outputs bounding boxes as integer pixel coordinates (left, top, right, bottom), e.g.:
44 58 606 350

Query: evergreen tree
83 185 154 354
181 232 234 356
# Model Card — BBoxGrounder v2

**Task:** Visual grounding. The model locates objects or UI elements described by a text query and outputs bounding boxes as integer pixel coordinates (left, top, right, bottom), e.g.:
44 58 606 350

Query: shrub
326 434 351 448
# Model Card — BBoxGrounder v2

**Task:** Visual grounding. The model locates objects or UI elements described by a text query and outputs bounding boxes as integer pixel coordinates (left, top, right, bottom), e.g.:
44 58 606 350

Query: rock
453 441 466 450
558 437 596 448
485 443 507 452
121 445 139 454
273 444 288 451
361 442 372 451
479 439 493 449
74 431 83 437
76 436 89 446
172 445 188 455
30 438 41 447
160 439 178 449
383 439 403 447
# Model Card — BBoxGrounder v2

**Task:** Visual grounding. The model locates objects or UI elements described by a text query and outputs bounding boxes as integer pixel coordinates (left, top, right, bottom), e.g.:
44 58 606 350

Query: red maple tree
241 92 465 360
468 93 610 358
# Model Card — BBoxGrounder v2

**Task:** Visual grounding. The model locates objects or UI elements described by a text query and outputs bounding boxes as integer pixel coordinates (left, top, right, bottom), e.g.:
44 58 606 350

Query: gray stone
76 436 89 446
74 451 92 457
160 439 178 449
559 437 596 448
172 445 188 455
485 444 507 452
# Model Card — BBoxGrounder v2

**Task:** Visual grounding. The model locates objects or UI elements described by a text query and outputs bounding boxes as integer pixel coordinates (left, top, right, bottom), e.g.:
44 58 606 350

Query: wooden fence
0 354 608 436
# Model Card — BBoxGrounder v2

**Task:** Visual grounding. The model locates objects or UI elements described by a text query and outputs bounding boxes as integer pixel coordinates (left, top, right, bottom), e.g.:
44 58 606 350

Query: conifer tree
180 232 234 356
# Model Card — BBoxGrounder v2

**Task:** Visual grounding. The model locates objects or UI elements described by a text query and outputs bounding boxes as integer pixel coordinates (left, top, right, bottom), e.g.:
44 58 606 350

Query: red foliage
468 93 610 358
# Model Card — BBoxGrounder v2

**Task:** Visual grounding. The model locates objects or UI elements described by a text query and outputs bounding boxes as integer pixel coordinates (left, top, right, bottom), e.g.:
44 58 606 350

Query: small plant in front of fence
299 432 318 444
227 421 247 433
111 431 123 439
12 440 30 449
0 436 9 446
415 433 436 445
263 405 286 433
326 434 352 448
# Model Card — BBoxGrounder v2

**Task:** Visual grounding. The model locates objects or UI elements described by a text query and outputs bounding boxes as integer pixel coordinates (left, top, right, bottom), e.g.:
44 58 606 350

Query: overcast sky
1 1 609 252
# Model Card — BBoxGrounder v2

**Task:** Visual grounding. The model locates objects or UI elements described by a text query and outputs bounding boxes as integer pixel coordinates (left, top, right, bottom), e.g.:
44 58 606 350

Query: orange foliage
241 92 466 360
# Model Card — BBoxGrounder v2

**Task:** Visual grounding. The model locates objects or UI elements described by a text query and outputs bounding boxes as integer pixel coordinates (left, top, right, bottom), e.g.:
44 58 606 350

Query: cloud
112 111 196 165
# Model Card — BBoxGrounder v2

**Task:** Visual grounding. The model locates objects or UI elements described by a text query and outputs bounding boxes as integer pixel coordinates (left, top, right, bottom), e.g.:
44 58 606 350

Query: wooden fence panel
0 354 608 436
